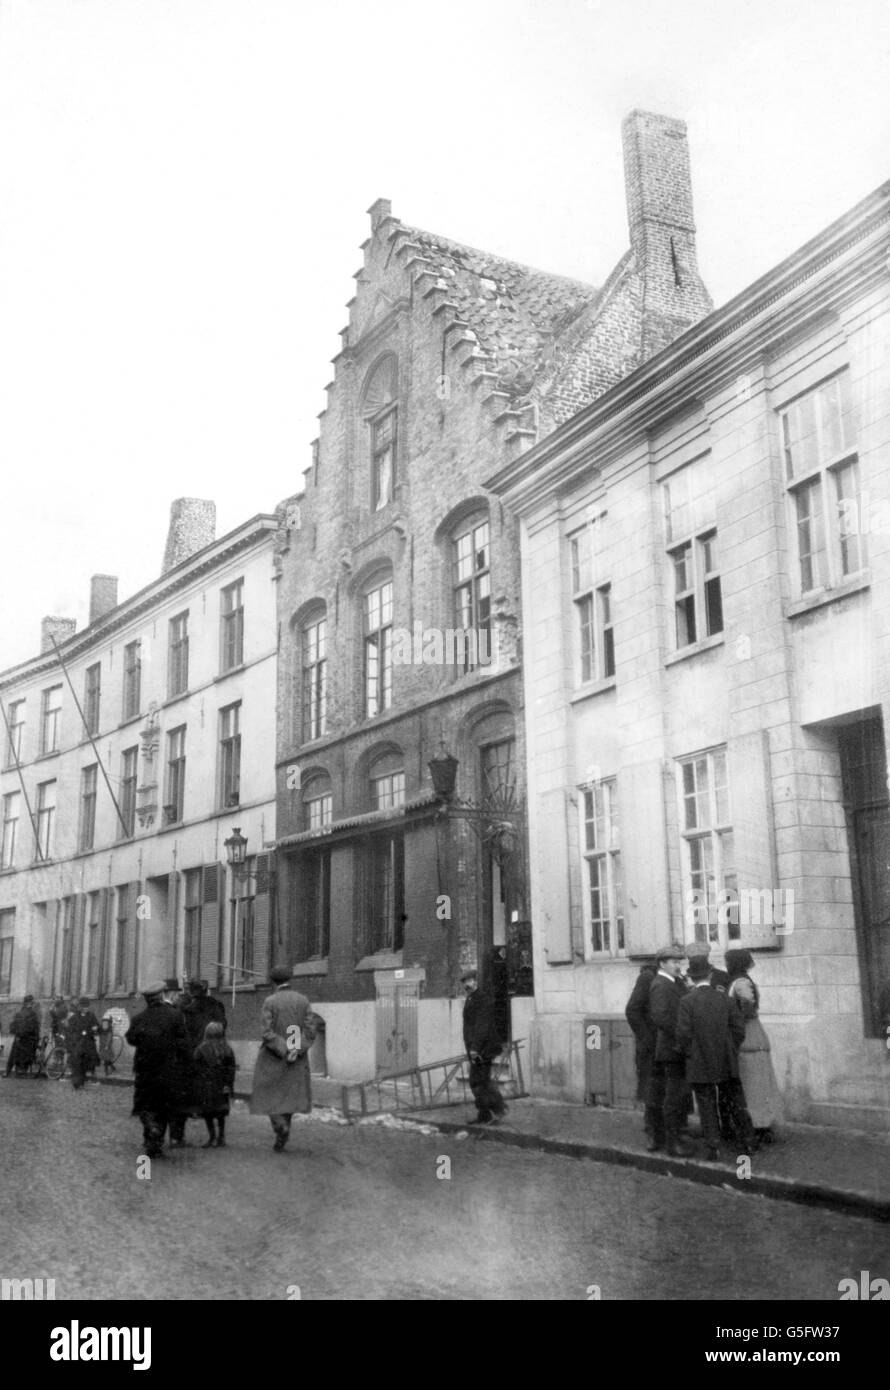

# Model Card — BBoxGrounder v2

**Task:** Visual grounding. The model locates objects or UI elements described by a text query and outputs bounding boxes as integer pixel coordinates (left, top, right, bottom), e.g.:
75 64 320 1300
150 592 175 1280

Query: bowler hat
687 956 711 981
78 996 90 1008
270 965 293 985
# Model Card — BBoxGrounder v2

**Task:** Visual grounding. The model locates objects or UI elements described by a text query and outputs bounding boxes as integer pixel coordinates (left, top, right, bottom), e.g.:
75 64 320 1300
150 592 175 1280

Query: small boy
193 1021 237 1148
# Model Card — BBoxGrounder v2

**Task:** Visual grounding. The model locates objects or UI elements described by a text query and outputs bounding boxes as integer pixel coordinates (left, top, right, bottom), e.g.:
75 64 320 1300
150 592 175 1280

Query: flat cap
655 942 686 961
141 980 168 998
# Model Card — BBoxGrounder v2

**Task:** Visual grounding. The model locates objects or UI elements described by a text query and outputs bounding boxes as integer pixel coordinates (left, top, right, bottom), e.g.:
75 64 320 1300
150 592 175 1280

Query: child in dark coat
193 1021 237 1148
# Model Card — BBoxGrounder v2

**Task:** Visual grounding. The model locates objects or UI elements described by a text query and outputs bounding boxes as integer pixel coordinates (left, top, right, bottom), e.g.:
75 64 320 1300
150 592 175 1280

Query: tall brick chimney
41 616 76 653
89 574 119 624
622 110 712 357
161 499 216 576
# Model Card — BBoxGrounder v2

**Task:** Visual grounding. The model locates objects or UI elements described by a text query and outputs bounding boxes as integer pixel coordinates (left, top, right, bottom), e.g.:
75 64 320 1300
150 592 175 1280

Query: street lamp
428 749 459 800
224 826 250 880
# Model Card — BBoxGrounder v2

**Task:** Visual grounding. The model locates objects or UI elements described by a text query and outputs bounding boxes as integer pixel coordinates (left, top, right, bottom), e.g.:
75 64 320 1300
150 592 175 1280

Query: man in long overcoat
5 996 41 1076
125 981 194 1157
647 943 693 1156
462 968 506 1124
168 981 228 1145
249 966 315 1151
624 958 657 1110
65 997 100 1089
676 955 747 1158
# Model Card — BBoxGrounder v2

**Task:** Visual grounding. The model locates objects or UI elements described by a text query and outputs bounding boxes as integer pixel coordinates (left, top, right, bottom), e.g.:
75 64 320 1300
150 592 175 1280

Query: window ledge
291 959 329 977
105 991 133 1000
163 690 190 709
355 951 403 973
118 714 143 731
214 665 246 683
570 676 616 704
785 576 870 619
34 750 61 763
0 866 17 877
665 633 725 668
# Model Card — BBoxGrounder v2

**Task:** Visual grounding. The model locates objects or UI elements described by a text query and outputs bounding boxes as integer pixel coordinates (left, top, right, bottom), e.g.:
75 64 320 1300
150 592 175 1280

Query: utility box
583 1016 638 1108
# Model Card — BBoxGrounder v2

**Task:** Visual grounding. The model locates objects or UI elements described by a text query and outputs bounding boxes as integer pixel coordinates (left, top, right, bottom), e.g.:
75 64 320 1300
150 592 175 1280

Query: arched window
302 772 333 831
299 605 327 743
361 748 406 957
368 749 405 812
361 356 398 512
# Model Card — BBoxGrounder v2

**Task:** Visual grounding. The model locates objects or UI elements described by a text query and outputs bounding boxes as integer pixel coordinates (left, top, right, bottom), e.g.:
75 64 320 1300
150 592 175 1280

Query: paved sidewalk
95 1062 890 1221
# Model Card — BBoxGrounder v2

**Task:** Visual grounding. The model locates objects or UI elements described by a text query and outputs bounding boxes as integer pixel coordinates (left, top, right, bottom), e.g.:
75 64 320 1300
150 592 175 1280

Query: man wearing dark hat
676 955 746 1159
125 981 194 1158
249 966 317 1151
461 968 506 1125
646 943 694 1156
167 980 228 1146
625 956 658 1130
5 994 41 1076
65 997 101 1090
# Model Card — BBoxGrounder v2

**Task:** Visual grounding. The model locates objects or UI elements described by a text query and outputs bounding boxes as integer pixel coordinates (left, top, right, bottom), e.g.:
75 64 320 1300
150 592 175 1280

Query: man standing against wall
646 944 693 1157
462 969 506 1126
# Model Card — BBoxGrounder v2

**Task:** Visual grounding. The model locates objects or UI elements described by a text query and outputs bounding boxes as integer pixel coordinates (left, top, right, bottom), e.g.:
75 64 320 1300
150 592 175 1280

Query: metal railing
340 1039 526 1119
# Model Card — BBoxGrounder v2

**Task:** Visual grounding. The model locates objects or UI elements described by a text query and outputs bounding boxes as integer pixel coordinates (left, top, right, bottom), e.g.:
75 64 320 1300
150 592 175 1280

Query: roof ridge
394 219 598 295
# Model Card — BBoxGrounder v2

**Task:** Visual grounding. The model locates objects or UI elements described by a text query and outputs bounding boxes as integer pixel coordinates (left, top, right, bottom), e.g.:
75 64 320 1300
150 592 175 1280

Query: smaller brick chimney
161 499 216 576
368 197 392 233
41 616 76 653
89 574 119 624
622 110 712 357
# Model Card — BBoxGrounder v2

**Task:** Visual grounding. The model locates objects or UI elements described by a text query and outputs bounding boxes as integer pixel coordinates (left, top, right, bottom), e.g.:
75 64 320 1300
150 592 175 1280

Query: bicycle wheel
46 1046 67 1080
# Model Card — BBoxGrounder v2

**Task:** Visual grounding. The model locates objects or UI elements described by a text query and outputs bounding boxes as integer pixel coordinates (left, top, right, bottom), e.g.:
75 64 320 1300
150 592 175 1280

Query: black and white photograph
1 0 889 1334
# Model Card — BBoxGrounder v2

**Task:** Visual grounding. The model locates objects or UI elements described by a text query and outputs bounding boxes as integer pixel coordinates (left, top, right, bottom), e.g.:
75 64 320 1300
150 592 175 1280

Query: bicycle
32 1034 68 1080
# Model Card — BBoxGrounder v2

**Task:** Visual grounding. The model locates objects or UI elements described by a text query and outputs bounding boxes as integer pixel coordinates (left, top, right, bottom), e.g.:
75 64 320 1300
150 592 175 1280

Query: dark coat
625 965 657 1054
675 984 746 1083
649 972 688 1062
65 1009 100 1069
125 998 194 1116
463 989 503 1061
193 1039 236 1115
179 993 227 1050
11 1004 40 1041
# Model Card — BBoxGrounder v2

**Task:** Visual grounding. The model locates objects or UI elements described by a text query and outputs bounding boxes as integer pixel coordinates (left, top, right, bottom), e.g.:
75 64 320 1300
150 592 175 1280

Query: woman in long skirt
725 949 781 1147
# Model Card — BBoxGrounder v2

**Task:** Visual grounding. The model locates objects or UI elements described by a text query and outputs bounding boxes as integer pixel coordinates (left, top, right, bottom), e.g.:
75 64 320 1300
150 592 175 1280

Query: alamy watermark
391 622 498 667
685 887 795 935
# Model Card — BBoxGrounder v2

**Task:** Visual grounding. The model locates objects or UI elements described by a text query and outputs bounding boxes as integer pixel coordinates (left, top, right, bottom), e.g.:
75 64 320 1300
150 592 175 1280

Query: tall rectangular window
664 462 723 650
40 685 63 755
370 770 405 811
84 663 101 737
371 407 396 510
364 579 393 717
36 780 56 859
220 579 244 672
365 831 405 955
165 726 186 824
60 895 77 994
122 641 141 721
302 614 327 742
301 850 331 960
168 612 189 698
219 703 241 808
79 765 98 852
1 792 20 870
84 890 101 995
4 700 25 768
581 779 624 956
119 747 138 839
183 868 202 980
0 909 14 994
781 373 864 594
679 747 738 947
569 518 615 682
453 519 492 671
114 885 130 990
305 788 333 832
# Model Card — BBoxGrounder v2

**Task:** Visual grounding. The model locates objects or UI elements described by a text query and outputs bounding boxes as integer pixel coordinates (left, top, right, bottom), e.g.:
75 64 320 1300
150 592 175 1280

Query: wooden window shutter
46 899 60 996
253 853 273 983
96 889 110 998
72 895 86 995
616 761 672 956
125 884 139 992
538 787 573 963
727 730 780 948
200 864 222 986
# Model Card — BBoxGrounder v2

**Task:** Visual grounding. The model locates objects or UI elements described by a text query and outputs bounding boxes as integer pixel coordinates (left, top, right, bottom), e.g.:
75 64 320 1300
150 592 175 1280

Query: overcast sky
1 0 888 670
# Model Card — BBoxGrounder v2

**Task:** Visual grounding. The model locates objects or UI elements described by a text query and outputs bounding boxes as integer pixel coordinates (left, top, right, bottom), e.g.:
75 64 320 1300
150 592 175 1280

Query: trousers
468 1058 505 1120
645 1059 689 1143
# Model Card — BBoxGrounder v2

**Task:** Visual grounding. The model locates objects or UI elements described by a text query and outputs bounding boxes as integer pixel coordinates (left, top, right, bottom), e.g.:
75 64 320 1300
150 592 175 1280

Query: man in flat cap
125 981 193 1158
646 943 694 1156
249 966 317 1151
462 968 506 1125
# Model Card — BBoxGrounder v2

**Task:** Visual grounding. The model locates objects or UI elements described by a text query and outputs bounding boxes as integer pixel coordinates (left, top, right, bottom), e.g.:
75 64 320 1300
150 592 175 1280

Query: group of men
3 993 104 1086
625 942 751 1160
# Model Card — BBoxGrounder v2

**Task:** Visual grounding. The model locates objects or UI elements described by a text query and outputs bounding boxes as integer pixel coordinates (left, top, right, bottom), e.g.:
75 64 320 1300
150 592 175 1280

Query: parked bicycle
32 1033 68 1080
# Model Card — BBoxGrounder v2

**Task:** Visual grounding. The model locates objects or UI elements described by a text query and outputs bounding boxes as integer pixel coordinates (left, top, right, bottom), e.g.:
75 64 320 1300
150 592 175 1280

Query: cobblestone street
2 1079 886 1301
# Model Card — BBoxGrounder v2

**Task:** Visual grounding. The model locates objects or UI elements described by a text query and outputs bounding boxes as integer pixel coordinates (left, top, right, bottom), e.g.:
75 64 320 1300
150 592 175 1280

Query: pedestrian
249 966 317 1152
625 956 657 1129
5 995 41 1077
125 980 194 1158
97 1018 117 1075
50 995 70 1040
725 949 782 1147
179 979 228 1049
675 955 746 1160
646 944 693 1156
65 997 101 1089
193 1021 237 1148
461 968 506 1125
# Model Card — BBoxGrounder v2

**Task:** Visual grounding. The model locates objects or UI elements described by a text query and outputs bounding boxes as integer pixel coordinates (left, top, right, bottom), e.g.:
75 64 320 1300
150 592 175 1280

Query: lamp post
224 827 249 1007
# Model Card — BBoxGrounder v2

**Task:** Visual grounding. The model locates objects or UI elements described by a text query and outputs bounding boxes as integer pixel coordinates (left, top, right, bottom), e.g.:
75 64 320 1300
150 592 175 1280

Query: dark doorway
839 715 890 1037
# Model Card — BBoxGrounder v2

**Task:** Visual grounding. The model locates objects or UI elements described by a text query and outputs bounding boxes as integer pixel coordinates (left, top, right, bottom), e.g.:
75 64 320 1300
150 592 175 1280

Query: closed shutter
125 883 139 992
728 730 780 948
46 899 60 996
253 853 272 982
616 761 672 956
96 889 110 997
200 864 222 986
538 788 573 963
71 895 86 994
